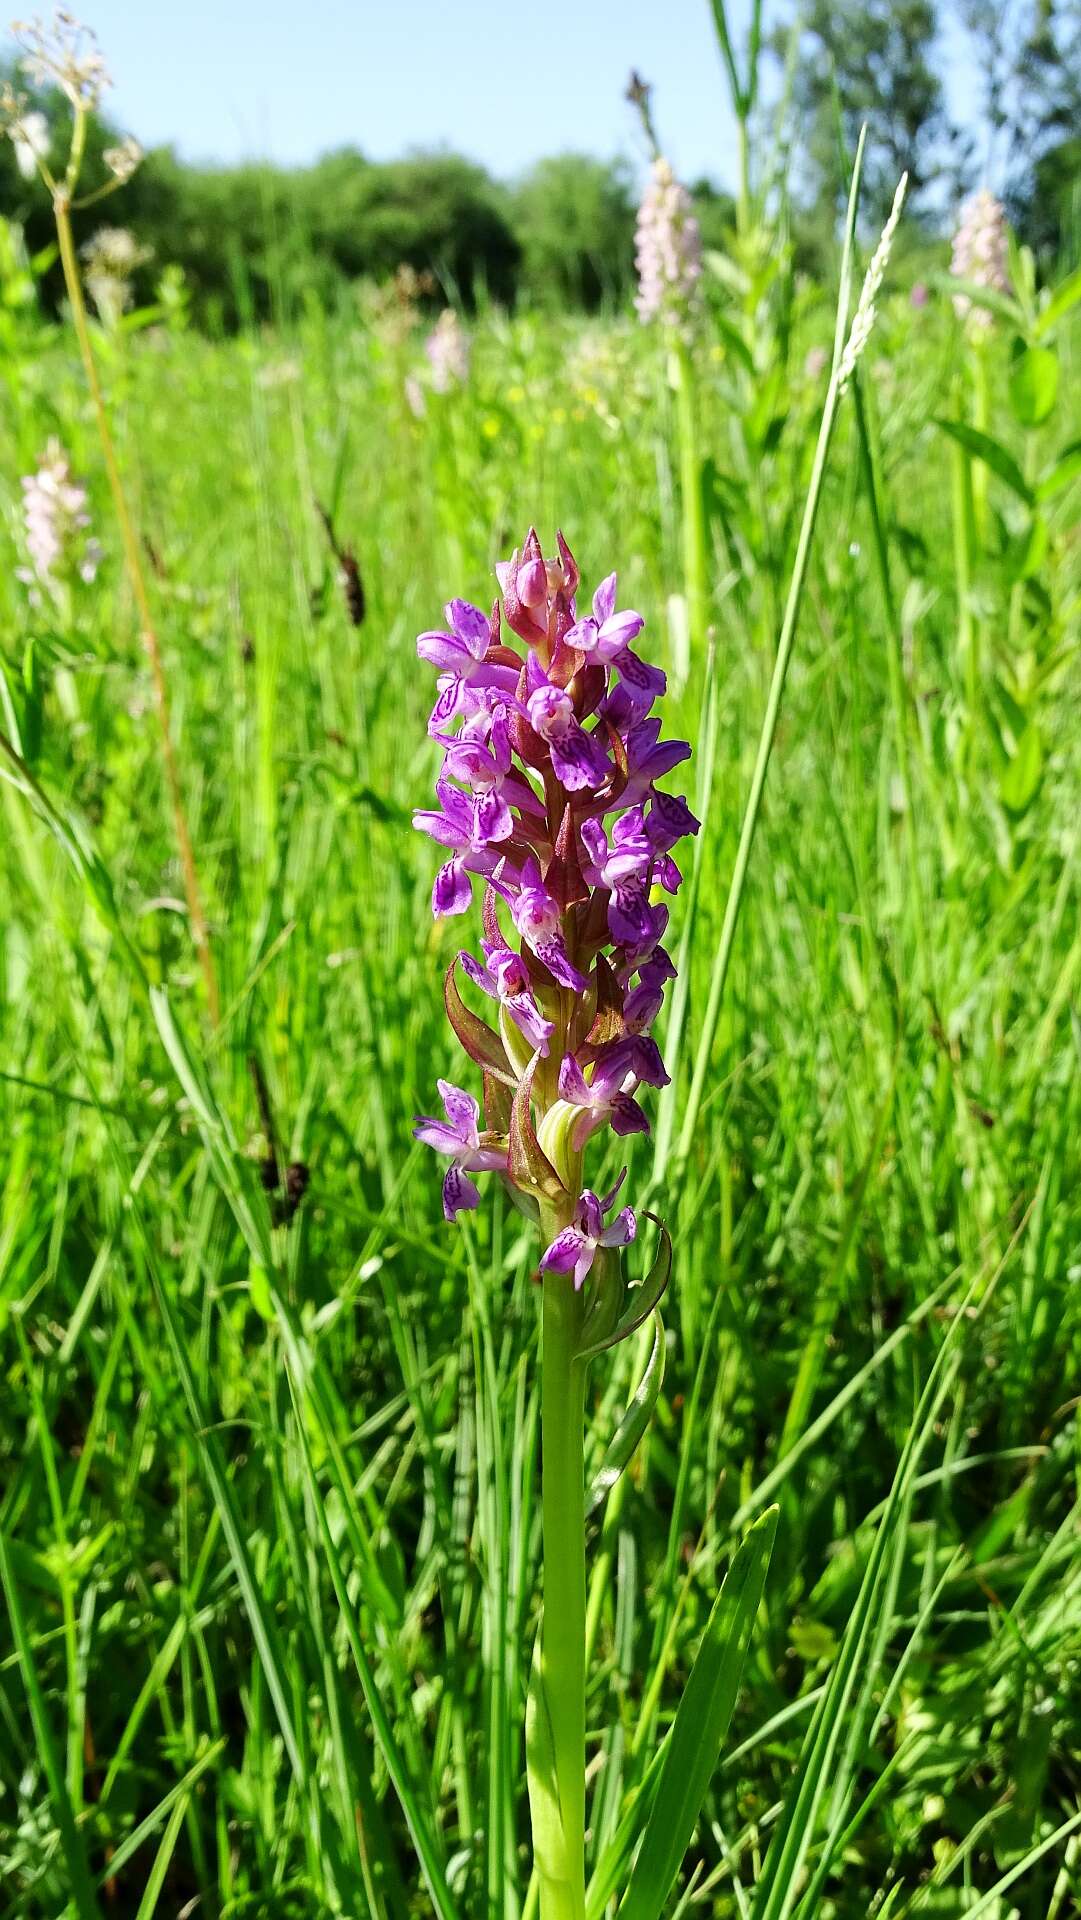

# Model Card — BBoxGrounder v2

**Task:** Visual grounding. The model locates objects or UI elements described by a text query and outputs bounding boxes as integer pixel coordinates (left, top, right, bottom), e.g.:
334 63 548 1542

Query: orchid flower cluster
424 308 471 392
17 438 102 602
412 528 697 1288
950 189 1011 333
633 157 702 332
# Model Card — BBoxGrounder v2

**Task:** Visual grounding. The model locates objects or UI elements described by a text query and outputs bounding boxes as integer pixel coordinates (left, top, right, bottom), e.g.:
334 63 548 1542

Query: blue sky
4 0 756 183
4 1 978 188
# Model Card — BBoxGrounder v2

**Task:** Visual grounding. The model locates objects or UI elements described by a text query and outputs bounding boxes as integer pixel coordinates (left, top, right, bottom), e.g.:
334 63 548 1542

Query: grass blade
616 1505 778 1920
587 1312 666 1517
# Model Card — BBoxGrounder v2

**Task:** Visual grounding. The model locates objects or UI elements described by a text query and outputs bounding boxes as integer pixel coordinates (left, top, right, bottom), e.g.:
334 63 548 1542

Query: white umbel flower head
103 134 142 184
424 309 470 392
11 10 111 110
81 225 150 324
17 438 102 599
8 105 49 178
633 156 702 331
950 190 1010 331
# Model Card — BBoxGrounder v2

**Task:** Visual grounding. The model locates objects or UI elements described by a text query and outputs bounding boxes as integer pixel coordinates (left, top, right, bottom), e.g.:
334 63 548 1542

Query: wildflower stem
673 131 867 1173
529 1220 587 1920
736 118 750 235
673 338 708 660
970 338 991 541
52 187 220 1026
949 380 979 725
851 374 933 1002
675 363 845 1168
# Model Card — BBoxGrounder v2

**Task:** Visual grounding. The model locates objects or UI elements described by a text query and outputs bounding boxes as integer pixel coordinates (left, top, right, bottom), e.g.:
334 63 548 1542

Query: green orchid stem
672 337 708 660
529 1206 587 1920
736 118 751 236
970 338 991 542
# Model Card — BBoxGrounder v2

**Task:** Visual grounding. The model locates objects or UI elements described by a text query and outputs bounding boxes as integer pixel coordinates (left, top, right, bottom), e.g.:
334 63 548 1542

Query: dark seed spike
340 553 365 626
272 1161 311 1226
315 497 365 627
248 1053 281 1192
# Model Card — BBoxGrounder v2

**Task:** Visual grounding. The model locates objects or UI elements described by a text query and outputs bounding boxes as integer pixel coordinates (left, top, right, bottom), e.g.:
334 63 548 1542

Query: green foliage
302 147 521 301
511 154 636 308
618 1508 778 1920
1023 135 1081 262
771 0 956 218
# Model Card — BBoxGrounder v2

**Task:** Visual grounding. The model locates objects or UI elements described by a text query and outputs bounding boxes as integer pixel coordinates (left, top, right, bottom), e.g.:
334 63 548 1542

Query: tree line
1 0 1078 330
0 99 741 329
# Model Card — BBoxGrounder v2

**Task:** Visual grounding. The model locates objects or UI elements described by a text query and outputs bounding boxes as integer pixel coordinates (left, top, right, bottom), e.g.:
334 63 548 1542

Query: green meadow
1 40 1080 1920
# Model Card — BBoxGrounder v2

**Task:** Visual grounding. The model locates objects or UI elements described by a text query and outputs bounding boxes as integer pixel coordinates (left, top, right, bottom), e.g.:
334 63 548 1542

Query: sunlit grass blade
607 1506 778 1920
675 126 868 1170
587 1311 666 1517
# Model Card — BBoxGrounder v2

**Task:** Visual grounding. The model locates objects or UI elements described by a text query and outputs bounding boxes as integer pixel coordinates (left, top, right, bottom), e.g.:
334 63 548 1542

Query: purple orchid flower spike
647 789 700 856
411 530 690 1272
623 950 677 1031
565 572 645 661
565 576 665 717
418 598 520 688
420 599 521 735
412 1080 509 1220
526 676 610 793
441 703 546 820
580 811 656 945
540 1178 637 1291
613 716 692 810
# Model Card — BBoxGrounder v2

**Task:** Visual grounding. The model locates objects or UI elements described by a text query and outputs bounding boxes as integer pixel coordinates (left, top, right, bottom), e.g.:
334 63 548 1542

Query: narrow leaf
587 1312 666 1515
617 1506 778 1920
0 1529 102 1920
1036 438 1081 503
1036 262 1081 337
999 723 1043 814
931 271 1021 328
933 418 1032 503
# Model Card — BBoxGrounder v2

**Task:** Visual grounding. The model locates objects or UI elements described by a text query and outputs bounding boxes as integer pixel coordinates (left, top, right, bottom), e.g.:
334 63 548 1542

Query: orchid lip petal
573 1244 597 1289
541 1226 587 1274
443 1164 480 1221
